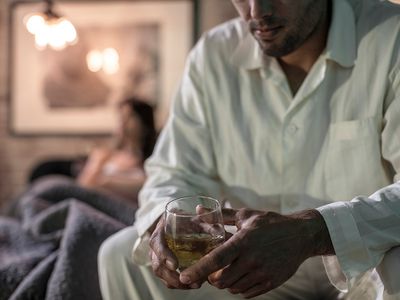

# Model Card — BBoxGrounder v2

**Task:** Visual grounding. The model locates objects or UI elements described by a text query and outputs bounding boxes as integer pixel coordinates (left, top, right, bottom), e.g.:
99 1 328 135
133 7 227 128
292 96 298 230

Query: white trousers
98 226 340 300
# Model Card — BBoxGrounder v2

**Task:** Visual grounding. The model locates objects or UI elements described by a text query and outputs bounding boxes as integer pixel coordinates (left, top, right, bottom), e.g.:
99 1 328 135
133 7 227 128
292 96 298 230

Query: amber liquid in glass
166 233 224 270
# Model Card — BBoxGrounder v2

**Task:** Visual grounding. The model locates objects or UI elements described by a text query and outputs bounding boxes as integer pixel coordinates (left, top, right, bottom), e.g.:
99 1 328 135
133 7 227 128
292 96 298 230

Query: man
98 0 400 299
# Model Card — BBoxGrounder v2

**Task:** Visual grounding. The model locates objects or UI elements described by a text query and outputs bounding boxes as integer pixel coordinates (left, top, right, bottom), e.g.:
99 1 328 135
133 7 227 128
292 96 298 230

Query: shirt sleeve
317 182 400 288
134 36 222 240
317 64 400 292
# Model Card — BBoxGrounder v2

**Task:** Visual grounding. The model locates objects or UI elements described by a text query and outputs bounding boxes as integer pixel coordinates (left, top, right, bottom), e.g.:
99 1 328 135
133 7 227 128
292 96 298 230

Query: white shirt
134 0 400 294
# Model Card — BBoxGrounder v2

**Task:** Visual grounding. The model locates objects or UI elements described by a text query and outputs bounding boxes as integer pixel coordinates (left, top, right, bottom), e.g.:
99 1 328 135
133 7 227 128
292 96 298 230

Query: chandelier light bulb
34 28 48 49
102 48 120 75
59 19 77 43
87 50 103 72
86 48 120 74
25 14 46 35
48 24 67 50
25 2 78 51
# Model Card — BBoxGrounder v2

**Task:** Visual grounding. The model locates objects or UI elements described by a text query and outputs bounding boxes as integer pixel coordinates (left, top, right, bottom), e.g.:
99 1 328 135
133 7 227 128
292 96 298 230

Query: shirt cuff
135 202 166 238
317 201 373 289
131 203 166 266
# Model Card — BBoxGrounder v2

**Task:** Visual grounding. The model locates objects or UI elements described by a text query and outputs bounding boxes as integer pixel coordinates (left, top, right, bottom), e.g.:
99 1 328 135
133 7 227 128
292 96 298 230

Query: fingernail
166 259 175 270
180 274 191 284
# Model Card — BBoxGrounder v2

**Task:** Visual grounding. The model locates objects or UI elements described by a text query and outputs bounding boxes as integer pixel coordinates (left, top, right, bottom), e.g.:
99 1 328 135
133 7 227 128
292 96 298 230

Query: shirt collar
230 0 357 70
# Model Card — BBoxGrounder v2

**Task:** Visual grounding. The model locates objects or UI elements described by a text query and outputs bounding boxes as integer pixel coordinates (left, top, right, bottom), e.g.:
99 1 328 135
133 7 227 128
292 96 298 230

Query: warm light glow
87 50 103 72
102 48 120 74
86 48 120 75
25 14 45 34
25 12 78 51
34 28 48 50
59 19 77 43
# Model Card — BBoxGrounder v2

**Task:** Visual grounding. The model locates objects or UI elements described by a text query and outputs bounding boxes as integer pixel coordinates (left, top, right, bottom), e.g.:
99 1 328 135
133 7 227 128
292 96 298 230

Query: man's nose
250 0 273 19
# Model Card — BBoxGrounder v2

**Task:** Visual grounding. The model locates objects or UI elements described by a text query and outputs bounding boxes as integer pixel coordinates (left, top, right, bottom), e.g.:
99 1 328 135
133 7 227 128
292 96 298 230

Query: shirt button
288 124 298 134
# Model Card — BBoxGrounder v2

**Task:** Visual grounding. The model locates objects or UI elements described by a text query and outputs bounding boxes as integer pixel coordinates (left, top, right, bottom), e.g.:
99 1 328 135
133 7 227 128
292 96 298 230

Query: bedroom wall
0 0 237 210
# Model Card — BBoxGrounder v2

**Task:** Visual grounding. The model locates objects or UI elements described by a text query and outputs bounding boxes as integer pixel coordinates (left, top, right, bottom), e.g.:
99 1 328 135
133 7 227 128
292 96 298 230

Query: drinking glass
164 196 225 271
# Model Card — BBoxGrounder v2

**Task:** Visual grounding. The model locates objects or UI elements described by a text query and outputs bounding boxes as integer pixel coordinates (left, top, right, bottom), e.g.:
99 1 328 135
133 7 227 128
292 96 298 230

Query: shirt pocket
325 117 389 201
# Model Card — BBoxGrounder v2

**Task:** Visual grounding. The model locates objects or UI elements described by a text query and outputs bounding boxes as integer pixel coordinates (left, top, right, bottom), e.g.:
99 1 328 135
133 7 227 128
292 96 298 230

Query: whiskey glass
164 196 225 271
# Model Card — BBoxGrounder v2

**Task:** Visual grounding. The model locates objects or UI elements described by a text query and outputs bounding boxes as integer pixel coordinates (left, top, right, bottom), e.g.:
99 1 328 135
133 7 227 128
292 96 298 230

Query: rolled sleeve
318 182 400 292
318 202 372 279
317 202 372 291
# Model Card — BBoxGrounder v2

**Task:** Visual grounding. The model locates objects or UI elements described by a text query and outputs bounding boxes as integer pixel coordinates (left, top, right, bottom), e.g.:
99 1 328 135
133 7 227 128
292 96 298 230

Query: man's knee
98 227 138 270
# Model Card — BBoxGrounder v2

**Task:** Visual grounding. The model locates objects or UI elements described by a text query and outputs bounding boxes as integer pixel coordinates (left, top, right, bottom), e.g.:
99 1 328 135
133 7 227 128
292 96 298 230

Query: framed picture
8 0 198 135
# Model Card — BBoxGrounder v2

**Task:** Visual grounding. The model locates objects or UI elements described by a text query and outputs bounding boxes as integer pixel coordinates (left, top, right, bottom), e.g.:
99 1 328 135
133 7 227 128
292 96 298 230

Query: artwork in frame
9 0 197 135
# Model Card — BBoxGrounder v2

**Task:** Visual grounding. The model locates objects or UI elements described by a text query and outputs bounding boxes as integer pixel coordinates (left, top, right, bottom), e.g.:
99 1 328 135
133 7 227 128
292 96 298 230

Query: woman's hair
118 97 157 161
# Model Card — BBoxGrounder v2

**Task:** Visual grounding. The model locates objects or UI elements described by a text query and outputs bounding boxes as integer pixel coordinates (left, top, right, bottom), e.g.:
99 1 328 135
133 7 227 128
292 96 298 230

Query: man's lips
253 26 283 41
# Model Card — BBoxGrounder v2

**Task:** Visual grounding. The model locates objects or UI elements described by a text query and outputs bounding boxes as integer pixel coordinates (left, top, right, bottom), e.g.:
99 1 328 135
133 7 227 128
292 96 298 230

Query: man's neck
278 2 331 96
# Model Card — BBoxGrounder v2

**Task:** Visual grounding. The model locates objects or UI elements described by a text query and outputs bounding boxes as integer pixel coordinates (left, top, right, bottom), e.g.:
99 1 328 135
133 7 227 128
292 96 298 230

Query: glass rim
165 195 221 217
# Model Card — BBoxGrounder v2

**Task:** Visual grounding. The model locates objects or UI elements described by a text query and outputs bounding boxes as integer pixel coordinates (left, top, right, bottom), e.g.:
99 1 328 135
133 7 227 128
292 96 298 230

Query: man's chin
254 39 282 57
259 41 298 58
259 44 284 58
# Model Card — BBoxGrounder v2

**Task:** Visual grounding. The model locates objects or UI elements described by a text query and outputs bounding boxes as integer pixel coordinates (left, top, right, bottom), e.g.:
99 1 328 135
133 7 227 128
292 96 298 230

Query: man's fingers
149 222 178 271
197 222 226 237
196 205 211 216
179 237 240 284
225 270 265 293
195 206 243 227
195 205 232 225
221 208 238 225
196 206 239 225
151 250 190 289
209 260 249 289
242 282 273 299
159 266 191 289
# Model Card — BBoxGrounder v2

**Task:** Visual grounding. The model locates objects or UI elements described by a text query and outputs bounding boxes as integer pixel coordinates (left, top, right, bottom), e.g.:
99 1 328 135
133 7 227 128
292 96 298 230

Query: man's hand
179 208 334 298
149 216 201 289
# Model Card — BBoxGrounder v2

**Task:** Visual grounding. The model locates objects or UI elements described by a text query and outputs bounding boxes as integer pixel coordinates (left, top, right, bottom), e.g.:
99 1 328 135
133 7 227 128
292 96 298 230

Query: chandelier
24 0 78 51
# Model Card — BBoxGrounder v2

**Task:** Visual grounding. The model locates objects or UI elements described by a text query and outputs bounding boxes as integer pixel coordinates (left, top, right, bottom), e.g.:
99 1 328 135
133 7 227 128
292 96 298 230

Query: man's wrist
306 209 335 256
291 209 335 257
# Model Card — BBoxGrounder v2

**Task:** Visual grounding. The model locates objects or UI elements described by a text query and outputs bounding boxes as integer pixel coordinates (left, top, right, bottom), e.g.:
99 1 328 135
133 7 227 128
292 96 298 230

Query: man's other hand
179 208 334 298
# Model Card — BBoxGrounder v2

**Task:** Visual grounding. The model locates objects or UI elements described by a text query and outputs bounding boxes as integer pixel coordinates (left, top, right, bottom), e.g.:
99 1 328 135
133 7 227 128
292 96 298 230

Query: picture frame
8 0 198 136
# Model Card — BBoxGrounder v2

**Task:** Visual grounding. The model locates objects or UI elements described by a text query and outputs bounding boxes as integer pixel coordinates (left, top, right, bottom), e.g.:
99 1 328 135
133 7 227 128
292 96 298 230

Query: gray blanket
0 176 136 300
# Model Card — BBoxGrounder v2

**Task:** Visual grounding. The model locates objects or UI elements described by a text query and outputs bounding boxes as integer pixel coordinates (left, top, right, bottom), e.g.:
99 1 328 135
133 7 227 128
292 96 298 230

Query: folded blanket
0 176 136 300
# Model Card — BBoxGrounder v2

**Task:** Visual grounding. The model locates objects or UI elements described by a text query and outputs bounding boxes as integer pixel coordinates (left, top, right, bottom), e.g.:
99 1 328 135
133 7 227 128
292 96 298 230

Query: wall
0 0 237 210
201 0 237 31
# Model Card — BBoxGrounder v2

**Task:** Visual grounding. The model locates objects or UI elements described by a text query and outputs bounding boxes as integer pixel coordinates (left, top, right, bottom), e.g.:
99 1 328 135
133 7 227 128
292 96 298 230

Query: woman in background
28 98 157 205
77 98 157 204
